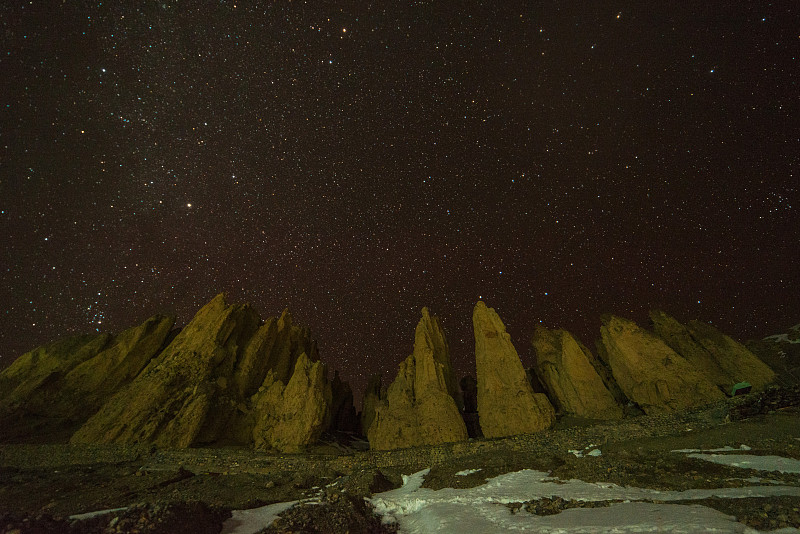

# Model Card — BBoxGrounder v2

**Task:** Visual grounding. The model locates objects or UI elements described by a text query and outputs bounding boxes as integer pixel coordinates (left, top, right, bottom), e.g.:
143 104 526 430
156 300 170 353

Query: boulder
598 315 725 414
367 308 467 450
531 326 623 419
473 301 555 438
650 311 775 394
251 352 332 452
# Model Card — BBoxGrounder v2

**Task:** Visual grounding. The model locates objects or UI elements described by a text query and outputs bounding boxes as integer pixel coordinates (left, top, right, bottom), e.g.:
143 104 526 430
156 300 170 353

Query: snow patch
672 444 751 453
687 454 800 474
69 507 129 520
220 500 299 534
368 468 800 533
455 469 481 476
569 444 602 457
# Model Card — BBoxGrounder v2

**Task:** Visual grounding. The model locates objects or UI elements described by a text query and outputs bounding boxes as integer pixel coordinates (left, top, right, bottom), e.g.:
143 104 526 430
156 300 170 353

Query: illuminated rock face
650 310 775 394
70 293 334 451
251 351 332 453
473 301 555 438
367 308 467 450
0 315 174 443
531 326 623 420
598 315 725 415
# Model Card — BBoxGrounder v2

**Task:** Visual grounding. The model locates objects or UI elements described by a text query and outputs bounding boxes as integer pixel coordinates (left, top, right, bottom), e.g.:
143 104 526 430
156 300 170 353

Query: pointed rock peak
204 292 229 310
277 308 293 330
473 301 510 338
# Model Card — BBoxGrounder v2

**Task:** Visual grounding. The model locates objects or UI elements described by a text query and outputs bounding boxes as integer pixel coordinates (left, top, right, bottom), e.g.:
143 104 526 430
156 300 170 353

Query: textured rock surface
71 294 261 447
251 352 332 452
59 315 176 417
0 334 112 409
650 311 775 394
531 326 623 419
367 308 467 450
0 333 112 442
71 293 325 450
473 301 555 438
599 315 725 414
0 316 175 442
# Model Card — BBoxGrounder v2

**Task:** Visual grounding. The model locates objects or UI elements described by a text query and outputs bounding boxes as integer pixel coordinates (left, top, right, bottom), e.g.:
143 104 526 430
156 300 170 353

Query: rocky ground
1 386 798 533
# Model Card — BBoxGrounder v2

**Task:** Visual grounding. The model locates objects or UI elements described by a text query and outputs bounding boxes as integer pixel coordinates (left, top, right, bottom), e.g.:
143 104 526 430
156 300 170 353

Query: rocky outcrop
71 294 327 451
473 302 555 438
599 315 725 414
59 315 176 416
0 334 112 409
367 308 467 450
251 352 332 452
531 326 623 420
0 316 175 442
650 311 775 394
746 323 800 387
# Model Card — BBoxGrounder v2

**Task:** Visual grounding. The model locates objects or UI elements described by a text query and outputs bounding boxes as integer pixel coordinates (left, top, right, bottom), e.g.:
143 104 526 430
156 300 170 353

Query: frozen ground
368 467 800 534
220 448 800 534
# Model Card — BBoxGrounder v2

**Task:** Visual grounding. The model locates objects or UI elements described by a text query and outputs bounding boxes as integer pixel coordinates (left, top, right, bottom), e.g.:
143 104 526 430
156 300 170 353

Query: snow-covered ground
368 467 800 534
219 447 800 534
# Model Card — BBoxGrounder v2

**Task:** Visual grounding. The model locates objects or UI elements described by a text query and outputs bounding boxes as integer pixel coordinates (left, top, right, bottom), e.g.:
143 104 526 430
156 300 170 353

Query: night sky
2 2 797 400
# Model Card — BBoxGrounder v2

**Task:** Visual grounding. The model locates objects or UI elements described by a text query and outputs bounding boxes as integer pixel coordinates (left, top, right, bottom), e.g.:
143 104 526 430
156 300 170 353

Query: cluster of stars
1 2 797 399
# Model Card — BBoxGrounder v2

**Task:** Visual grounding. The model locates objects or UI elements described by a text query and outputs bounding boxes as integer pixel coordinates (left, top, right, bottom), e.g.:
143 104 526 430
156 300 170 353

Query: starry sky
2 1 798 400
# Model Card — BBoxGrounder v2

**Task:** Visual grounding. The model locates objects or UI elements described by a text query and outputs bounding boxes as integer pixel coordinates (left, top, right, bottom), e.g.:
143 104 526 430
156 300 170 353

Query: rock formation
598 315 725 414
650 311 775 394
473 301 555 438
746 323 800 387
0 316 175 442
71 294 330 451
367 308 467 450
251 352 332 452
531 326 623 420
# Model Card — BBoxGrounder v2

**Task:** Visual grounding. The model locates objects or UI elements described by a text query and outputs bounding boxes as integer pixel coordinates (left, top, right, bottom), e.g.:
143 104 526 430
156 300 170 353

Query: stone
251 352 332 452
650 311 775 393
473 301 555 438
531 326 623 420
367 308 468 450
598 315 725 414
